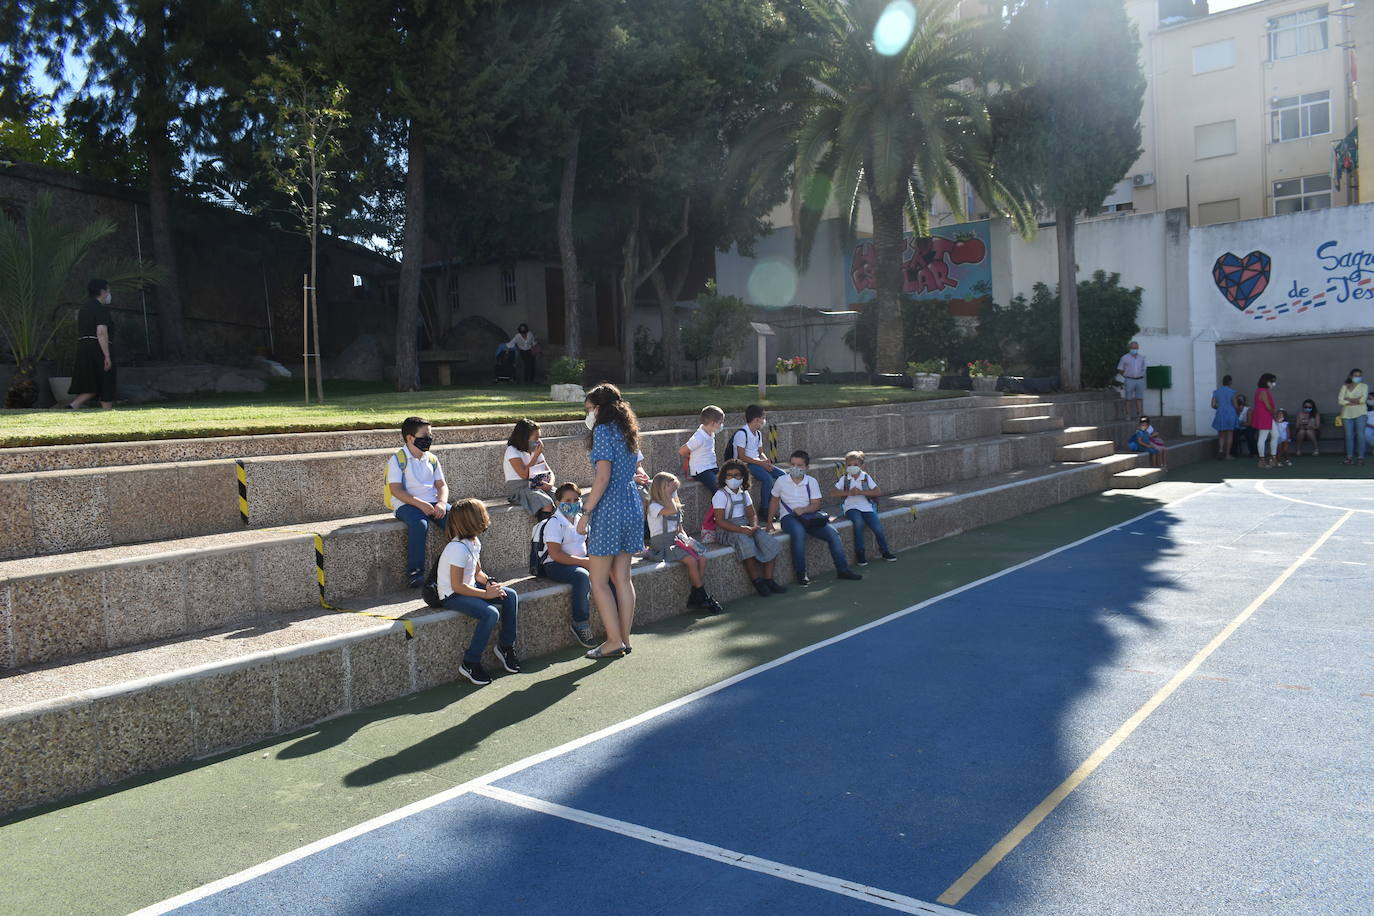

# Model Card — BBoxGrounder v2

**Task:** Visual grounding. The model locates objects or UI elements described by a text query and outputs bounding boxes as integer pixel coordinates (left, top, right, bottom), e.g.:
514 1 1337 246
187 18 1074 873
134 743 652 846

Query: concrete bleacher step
1055 440 1116 462
1001 414 1064 434
0 441 1205 817
1110 467 1166 489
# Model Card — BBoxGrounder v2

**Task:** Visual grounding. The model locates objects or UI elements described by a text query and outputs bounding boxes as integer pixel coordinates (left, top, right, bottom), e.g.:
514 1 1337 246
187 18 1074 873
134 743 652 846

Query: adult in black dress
69 278 116 409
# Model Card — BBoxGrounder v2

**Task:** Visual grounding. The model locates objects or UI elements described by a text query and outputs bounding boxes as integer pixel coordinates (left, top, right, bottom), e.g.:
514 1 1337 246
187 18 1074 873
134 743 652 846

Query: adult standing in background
1252 373 1279 469
68 278 116 409
577 383 644 659
1116 340 1146 417
509 323 537 384
1338 368 1368 466
1210 374 1240 460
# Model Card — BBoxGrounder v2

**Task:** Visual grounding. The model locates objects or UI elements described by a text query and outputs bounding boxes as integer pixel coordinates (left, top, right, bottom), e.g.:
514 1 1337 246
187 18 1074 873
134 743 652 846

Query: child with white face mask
835 450 896 566
712 459 785 597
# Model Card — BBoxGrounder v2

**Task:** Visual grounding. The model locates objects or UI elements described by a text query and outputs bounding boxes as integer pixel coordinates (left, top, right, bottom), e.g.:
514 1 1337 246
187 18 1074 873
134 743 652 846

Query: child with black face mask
386 415 449 587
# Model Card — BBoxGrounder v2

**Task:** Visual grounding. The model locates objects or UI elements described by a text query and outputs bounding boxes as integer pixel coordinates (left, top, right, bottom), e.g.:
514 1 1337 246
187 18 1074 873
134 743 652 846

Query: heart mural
1213 250 1272 312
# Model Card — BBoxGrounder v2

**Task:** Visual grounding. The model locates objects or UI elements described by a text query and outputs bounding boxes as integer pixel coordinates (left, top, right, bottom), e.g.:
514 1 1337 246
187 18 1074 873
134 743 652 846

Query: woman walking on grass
577 383 644 659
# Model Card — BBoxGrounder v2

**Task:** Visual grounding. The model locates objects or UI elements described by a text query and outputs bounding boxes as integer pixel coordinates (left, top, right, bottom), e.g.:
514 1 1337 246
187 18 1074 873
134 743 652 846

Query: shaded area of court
165 481 1374 915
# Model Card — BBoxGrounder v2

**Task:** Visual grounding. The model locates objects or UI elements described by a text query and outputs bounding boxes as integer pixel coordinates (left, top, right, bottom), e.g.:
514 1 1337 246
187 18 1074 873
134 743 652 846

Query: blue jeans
845 508 890 561
694 468 719 493
540 561 604 625
749 463 784 517
442 589 519 665
779 513 851 577
395 503 447 580
1344 413 1369 458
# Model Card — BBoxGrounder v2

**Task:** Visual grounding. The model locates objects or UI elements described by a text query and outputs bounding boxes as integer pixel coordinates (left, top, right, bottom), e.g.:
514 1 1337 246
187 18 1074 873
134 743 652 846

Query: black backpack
420 552 444 608
529 516 553 577
721 425 750 467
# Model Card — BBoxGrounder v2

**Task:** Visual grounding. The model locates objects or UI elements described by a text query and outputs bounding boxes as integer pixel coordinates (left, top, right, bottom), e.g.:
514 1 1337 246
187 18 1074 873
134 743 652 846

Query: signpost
750 321 776 399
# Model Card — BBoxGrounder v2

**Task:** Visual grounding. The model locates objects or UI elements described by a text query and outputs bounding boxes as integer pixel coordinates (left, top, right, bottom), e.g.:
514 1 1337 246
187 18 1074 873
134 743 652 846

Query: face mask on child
584 410 597 430
725 476 744 490
1354 376 1365 384
788 466 805 479
560 500 580 516
846 465 862 477
412 436 433 452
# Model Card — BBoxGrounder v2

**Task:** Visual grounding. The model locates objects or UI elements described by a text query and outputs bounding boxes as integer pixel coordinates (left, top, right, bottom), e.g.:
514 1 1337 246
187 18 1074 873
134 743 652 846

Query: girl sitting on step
713 459 787 598
645 472 723 614
439 498 521 687
504 419 557 519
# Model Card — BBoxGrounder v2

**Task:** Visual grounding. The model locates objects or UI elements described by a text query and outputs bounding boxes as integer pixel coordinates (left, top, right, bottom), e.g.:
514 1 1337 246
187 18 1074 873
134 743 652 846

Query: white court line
132 482 1223 916
473 785 968 915
1255 478 1374 515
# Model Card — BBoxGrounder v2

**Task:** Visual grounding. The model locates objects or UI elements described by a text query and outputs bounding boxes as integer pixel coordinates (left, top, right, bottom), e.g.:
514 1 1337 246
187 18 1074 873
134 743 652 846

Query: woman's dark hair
87 278 109 297
1302 398 1317 410
554 482 580 501
1347 368 1363 384
1257 373 1276 389
1221 374 1232 386
1235 393 1247 404
507 418 539 452
517 323 529 334
717 458 751 491
584 382 640 454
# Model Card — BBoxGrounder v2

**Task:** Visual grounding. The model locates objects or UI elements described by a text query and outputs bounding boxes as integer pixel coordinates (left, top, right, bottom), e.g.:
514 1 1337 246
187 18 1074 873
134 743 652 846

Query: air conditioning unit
1132 172 1155 188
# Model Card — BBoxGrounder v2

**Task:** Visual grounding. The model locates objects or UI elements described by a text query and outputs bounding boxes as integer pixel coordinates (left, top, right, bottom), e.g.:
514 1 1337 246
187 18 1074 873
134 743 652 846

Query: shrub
907 358 946 375
632 325 664 379
548 355 585 385
680 283 751 385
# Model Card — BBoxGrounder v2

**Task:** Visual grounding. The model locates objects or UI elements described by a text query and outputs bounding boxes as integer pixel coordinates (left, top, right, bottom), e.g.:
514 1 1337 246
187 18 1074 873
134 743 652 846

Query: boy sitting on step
387 416 449 587
835 450 896 566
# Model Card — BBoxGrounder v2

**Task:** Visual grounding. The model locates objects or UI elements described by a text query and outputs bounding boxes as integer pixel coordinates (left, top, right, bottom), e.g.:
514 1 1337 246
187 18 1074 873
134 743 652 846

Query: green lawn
0 380 966 447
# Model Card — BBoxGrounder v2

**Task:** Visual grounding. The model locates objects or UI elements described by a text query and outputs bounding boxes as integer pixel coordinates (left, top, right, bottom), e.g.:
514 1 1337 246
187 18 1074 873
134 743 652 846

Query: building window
1192 39 1235 74
1272 174 1332 214
502 267 517 304
1194 120 1237 159
1268 7 1328 60
1271 91 1330 142
351 273 364 287
1197 199 1241 225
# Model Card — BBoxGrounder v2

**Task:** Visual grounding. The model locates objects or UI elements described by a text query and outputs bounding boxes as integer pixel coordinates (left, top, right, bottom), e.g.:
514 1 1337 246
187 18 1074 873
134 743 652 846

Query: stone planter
912 373 941 391
549 383 585 402
970 376 998 392
49 376 72 403
776 370 799 386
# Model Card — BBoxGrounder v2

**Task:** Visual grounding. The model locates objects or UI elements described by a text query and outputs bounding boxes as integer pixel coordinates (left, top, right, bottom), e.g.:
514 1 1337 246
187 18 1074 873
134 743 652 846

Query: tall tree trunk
1056 205 1080 391
139 2 188 361
870 193 906 375
618 191 641 385
652 235 693 386
558 126 582 361
395 128 427 391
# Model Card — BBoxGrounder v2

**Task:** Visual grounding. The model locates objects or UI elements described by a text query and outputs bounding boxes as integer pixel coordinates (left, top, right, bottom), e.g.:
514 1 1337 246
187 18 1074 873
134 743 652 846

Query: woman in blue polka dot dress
576 383 644 659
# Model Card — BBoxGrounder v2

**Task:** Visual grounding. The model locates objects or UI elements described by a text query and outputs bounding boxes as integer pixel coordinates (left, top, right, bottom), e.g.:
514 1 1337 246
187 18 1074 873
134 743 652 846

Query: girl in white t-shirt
438 498 520 687
835 450 896 566
504 418 556 518
712 459 785 598
646 472 722 613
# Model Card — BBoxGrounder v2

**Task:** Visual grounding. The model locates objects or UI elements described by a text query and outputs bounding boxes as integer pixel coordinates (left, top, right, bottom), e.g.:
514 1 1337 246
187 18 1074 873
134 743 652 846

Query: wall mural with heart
1212 239 1374 322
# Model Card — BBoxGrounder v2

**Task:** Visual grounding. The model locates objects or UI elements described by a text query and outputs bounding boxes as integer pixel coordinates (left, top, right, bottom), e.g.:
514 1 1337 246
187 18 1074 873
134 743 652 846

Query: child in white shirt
1274 408 1292 466
678 405 725 493
503 418 556 518
646 472 722 613
387 416 449 587
835 450 896 566
437 498 520 686
533 482 605 648
768 450 862 587
712 459 785 597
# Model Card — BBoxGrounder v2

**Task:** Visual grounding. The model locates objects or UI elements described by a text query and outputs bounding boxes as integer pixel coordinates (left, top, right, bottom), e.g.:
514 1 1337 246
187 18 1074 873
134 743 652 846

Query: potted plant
906 358 945 391
774 355 807 386
966 359 1003 392
547 355 586 402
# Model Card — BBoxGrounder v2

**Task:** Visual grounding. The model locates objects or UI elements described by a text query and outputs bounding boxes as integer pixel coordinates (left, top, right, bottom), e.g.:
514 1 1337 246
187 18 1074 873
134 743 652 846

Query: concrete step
1001 415 1064 434
1059 426 1100 445
1056 440 1116 462
1110 467 1166 489
0 440 1211 818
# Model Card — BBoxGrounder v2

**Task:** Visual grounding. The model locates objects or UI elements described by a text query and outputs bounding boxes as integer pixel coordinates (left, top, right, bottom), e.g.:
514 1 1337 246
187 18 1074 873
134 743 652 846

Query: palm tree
0 193 161 407
735 0 1030 374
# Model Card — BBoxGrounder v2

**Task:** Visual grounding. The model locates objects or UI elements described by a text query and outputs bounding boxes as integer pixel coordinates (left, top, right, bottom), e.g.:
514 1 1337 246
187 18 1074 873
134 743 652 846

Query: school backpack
383 448 440 510
529 515 554 577
420 552 444 608
721 426 750 468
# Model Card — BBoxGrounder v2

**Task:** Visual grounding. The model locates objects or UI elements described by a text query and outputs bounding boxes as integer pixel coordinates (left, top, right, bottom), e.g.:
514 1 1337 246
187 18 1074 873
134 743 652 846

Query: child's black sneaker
701 594 725 614
797 575 811 587
837 570 863 581
856 555 869 567
495 644 521 673
881 552 897 562
753 578 771 597
407 570 424 588
686 586 707 608
570 622 597 648
459 660 492 686
765 578 787 594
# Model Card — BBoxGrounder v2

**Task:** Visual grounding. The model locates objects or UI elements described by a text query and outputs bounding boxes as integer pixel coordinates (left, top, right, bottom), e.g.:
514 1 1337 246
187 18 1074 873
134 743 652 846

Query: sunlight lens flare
747 261 798 308
873 1 918 56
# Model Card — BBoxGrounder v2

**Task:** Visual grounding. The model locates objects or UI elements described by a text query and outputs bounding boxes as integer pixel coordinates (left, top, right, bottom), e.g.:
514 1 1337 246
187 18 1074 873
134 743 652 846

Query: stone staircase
0 392 1211 816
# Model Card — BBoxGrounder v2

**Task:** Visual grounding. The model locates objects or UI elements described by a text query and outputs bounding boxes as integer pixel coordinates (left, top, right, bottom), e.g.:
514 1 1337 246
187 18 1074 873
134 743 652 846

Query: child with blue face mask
712 459 786 597
768 450 862 587
533 482 610 649
834 450 896 566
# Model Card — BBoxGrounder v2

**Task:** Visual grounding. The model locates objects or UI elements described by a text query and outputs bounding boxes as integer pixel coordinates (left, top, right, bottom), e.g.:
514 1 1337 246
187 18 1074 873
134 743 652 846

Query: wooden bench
418 350 469 385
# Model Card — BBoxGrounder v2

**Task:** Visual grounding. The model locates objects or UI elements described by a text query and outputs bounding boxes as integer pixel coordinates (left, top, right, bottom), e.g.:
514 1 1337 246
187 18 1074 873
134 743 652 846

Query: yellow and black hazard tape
235 460 249 525
270 527 416 638
767 425 779 463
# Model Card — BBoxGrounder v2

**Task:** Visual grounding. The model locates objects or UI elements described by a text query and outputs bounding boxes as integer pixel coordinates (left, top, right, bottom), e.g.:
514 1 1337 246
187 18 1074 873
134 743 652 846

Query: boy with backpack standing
386 416 450 587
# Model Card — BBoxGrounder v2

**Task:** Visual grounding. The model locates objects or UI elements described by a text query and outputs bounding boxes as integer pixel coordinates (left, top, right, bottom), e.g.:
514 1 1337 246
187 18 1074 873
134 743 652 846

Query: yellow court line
937 509 1354 907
